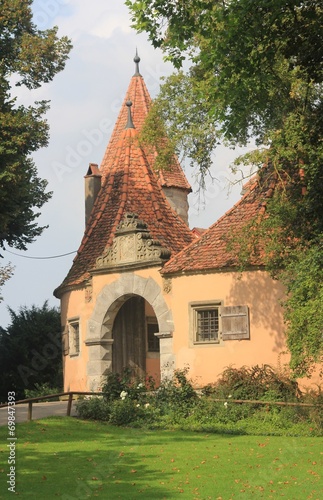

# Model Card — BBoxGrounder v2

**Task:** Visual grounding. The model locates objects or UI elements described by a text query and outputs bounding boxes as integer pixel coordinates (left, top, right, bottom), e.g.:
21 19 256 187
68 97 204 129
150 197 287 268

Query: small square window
68 320 80 356
196 308 219 342
190 302 221 344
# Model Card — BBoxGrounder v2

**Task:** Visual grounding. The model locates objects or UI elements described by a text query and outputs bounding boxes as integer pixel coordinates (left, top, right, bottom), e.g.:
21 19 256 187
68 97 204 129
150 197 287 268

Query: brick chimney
84 163 101 225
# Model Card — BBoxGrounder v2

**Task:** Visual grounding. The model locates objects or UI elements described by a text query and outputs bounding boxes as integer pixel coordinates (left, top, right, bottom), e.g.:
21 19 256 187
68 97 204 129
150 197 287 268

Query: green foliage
139 71 220 184
203 365 301 402
127 0 323 375
281 244 323 377
101 367 156 403
76 397 111 421
152 367 197 416
109 398 140 426
0 0 72 253
76 365 322 435
0 262 14 301
24 382 61 401
0 301 62 402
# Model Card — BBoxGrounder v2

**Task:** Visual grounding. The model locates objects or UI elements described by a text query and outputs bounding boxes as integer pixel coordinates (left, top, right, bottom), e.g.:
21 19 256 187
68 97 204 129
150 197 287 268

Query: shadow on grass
1 417 219 499
1 416 321 499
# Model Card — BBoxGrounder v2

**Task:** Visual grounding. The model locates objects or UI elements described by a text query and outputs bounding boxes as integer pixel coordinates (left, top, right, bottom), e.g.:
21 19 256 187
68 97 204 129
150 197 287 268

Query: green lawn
0 417 322 499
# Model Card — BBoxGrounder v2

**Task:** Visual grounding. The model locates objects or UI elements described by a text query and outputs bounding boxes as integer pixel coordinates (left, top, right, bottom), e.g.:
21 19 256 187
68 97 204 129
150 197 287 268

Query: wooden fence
0 392 321 422
0 392 102 421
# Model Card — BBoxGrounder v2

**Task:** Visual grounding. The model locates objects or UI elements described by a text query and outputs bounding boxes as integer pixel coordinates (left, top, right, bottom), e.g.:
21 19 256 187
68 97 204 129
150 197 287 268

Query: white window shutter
219 306 250 340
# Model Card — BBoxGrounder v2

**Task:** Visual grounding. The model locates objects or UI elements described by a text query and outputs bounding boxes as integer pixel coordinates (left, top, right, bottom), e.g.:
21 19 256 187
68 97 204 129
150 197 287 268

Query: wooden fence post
67 393 73 416
28 401 33 421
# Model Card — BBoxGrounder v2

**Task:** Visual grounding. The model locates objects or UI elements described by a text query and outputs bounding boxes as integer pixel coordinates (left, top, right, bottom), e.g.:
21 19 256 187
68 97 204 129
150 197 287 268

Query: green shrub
101 368 156 403
203 365 301 402
76 365 322 437
109 398 138 426
153 367 197 416
24 383 62 401
76 397 110 421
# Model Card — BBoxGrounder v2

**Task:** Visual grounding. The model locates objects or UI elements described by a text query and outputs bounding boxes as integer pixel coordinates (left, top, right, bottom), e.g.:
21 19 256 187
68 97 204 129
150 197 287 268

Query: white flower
144 403 150 408
137 383 144 389
120 391 128 400
136 404 140 407
224 401 228 408
228 394 232 398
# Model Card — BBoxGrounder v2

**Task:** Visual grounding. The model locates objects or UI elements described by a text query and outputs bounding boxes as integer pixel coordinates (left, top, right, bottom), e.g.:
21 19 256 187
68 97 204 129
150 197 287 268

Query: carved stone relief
96 212 171 270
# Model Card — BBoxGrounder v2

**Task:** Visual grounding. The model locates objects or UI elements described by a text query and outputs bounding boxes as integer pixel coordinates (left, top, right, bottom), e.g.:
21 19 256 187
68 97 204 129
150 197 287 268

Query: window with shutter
190 302 250 345
219 306 250 340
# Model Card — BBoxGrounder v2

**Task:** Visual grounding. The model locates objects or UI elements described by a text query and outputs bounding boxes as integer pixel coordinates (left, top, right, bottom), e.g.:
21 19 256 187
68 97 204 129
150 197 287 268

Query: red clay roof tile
55 86 194 294
100 73 191 192
162 177 268 275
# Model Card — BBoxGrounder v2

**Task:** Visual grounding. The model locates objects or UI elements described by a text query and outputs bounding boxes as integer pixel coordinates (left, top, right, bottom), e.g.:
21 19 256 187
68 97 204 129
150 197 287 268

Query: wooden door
112 296 146 376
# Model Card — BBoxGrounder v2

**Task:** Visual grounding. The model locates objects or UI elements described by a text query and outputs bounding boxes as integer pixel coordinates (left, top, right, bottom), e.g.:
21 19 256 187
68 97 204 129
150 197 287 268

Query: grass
0 417 322 499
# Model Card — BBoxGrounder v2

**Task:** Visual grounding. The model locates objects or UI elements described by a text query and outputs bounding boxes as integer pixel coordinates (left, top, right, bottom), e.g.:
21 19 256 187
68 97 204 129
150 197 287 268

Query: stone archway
85 274 174 390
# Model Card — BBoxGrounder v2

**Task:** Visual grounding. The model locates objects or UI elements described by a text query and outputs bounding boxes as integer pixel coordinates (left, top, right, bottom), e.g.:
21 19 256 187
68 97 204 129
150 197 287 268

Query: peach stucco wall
60 267 321 392
60 288 90 392
168 270 289 387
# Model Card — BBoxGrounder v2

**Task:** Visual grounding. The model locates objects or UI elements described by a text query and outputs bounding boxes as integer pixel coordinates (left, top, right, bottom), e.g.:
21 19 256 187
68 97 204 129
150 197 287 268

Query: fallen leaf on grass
130 469 137 473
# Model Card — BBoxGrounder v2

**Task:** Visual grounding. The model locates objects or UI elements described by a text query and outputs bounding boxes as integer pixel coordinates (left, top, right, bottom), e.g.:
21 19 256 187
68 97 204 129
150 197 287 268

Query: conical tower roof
55 63 194 296
100 53 191 191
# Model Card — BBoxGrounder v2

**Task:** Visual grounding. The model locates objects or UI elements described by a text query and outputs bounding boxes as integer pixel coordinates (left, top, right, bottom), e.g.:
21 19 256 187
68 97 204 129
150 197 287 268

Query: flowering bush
101 368 155 404
76 365 322 436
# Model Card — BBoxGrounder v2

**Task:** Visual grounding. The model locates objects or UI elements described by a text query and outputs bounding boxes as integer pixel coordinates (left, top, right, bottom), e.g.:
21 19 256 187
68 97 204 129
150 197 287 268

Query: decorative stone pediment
95 213 171 270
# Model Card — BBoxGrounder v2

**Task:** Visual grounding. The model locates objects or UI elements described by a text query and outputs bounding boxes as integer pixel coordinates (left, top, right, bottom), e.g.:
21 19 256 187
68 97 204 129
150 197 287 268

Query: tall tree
0 0 72 252
126 0 323 376
0 302 62 402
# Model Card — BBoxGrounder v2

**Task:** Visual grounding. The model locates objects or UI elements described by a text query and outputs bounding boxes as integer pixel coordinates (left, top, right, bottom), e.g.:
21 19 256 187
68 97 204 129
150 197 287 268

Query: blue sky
0 0 253 327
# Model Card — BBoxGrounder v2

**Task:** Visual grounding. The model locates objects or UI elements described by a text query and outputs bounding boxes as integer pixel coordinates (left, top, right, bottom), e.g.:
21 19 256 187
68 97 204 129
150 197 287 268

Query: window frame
68 317 81 357
190 301 223 346
146 316 160 353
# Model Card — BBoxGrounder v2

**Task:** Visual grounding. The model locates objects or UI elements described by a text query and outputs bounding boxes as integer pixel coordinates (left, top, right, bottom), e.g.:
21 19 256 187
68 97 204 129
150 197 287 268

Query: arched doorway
112 295 160 380
86 274 174 391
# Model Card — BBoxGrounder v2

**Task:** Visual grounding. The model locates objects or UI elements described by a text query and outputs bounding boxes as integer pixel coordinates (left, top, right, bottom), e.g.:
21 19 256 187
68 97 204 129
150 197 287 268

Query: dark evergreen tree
0 302 62 402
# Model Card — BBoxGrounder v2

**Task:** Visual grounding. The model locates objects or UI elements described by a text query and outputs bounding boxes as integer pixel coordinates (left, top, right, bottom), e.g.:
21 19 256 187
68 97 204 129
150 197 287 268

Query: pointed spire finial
134 49 141 76
125 100 135 129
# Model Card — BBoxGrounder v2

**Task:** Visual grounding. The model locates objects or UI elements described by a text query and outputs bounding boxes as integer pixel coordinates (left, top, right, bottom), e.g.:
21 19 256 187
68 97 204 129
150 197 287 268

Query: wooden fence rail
0 392 321 422
0 392 103 421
